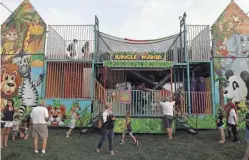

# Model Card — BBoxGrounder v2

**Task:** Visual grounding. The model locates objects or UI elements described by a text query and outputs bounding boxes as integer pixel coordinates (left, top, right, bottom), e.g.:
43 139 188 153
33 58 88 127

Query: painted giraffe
23 21 44 54
12 51 44 116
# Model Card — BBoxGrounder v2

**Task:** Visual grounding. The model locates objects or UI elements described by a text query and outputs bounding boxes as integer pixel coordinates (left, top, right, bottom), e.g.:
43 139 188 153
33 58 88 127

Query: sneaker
95 148 100 153
110 151 115 156
232 139 239 143
34 150 39 154
120 140 124 144
135 141 138 146
66 135 69 138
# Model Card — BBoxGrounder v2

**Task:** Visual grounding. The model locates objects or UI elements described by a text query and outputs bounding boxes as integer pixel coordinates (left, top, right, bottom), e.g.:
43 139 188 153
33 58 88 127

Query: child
19 116 31 140
12 115 21 141
120 112 138 146
217 110 225 143
66 105 80 137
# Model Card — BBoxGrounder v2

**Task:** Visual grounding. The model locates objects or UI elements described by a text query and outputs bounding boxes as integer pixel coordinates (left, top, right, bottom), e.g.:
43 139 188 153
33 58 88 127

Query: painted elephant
220 34 249 76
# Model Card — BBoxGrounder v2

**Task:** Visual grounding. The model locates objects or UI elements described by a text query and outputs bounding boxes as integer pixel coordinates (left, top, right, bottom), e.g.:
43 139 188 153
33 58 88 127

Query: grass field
1 129 247 160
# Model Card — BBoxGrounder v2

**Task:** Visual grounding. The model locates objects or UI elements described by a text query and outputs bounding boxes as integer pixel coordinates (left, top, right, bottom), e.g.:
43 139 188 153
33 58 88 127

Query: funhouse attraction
1 0 249 134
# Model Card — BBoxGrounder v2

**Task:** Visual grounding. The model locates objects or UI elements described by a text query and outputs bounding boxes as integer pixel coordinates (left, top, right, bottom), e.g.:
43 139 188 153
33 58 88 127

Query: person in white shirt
159 97 175 140
67 39 78 59
228 105 239 142
30 100 49 154
96 104 116 156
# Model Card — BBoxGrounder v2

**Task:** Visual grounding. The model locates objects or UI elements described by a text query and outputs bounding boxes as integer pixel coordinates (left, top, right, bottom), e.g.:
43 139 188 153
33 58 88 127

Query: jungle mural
1 1 46 57
212 1 249 125
1 1 46 118
45 100 91 128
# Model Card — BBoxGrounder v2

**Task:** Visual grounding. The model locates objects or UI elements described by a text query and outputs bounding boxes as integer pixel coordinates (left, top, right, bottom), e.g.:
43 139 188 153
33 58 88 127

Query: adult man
224 99 235 138
96 104 116 156
159 98 175 140
227 104 239 142
30 100 49 154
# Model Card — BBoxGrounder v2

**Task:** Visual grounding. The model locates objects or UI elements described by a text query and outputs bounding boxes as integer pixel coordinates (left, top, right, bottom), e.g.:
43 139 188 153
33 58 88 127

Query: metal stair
174 114 198 135
80 113 101 135
79 100 102 135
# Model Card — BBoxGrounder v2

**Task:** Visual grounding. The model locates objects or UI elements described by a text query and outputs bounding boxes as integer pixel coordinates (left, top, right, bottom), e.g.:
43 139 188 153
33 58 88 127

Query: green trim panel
103 61 173 68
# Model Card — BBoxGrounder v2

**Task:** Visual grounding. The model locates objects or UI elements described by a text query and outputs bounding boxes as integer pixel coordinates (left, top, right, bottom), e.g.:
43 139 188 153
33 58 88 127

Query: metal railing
45 25 95 60
187 25 211 61
98 90 212 116
45 61 92 99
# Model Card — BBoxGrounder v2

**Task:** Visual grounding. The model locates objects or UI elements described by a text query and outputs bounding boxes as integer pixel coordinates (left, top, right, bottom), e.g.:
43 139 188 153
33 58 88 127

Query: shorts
1 121 13 128
68 120 76 129
32 124 48 139
226 121 231 128
12 130 19 137
218 125 224 129
175 101 181 106
164 115 173 128
123 128 133 136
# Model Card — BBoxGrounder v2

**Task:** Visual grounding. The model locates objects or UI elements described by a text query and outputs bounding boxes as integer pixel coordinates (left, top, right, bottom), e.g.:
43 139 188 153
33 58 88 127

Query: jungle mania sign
112 52 164 60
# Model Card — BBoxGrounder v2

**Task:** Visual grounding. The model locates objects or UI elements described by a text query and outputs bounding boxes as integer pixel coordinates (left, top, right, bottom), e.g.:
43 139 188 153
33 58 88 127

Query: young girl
66 105 80 137
19 116 31 140
120 112 138 146
12 115 21 141
217 110 225 143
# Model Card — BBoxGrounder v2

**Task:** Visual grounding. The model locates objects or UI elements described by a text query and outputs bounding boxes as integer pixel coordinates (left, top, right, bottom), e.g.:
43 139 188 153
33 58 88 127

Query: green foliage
52 100 62 108
103 61 173 68
187 115 216 129
63 101 91 128
114 118 165 133
215 76 227 88
77 110 91 127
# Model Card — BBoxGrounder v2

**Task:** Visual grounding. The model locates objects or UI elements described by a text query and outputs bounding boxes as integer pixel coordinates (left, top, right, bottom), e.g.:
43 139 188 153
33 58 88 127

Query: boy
66 105 80 137
228 105 239 142
120 112 138 146
12 115 21 141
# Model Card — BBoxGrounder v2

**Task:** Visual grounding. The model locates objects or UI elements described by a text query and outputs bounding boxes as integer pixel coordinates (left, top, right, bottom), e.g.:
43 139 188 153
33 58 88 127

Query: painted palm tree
1 1 44 55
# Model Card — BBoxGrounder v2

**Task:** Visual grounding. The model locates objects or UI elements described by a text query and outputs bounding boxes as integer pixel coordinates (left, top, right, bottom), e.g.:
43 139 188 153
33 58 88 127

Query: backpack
67 44 72 51
97 113 103 129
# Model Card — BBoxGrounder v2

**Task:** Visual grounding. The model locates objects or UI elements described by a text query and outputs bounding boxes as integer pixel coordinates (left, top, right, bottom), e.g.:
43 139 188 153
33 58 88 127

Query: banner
119 90 131 104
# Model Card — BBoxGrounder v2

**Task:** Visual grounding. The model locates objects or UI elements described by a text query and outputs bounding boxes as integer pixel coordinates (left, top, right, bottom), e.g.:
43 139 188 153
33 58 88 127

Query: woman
96 104 116 156
1 99 16 148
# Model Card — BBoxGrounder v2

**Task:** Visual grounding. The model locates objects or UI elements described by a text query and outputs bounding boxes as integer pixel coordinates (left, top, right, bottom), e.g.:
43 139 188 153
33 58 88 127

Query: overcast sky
0 0 249 39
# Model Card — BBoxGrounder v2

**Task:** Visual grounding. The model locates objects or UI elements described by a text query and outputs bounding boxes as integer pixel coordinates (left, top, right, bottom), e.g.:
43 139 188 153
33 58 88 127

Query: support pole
210 61 216 115
90 61 95 99
104 67 107 89
170 67 173 100
187 62 191 114
174 68 177 93
41 61 47 99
